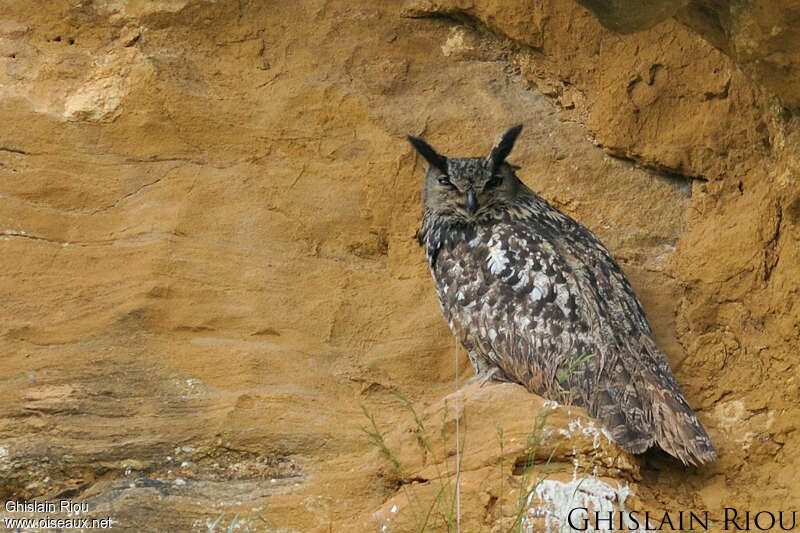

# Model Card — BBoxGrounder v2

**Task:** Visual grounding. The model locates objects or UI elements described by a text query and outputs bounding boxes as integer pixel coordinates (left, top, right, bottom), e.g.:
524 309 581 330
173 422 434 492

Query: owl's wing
449 221 655 451
552 222 715 464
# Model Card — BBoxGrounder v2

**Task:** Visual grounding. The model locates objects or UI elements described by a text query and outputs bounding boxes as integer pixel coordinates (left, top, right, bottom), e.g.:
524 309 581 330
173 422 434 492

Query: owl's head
407 125 524 222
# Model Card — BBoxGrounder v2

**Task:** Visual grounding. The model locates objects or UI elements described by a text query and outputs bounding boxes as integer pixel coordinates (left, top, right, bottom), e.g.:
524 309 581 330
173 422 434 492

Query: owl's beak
466 189 478 214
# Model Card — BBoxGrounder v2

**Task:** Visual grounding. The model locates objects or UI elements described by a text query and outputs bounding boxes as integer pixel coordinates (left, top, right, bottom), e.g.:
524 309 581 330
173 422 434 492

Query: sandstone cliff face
0 1 798 531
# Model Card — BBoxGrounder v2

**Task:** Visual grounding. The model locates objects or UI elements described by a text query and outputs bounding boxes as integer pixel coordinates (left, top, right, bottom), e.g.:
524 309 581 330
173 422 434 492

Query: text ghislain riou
568 508 798 531
5 500 88 514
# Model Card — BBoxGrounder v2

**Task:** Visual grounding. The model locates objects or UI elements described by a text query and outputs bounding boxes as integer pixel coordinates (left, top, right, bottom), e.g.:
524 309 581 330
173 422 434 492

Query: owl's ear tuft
408 136 448 174
487 124 523 169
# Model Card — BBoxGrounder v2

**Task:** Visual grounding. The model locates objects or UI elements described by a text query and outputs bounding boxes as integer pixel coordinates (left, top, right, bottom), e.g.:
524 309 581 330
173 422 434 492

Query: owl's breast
435 225 576 313
430 221 594 353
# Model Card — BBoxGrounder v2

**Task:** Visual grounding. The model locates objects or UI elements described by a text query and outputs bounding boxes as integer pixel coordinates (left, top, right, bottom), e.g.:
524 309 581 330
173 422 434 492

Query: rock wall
0 0 798 531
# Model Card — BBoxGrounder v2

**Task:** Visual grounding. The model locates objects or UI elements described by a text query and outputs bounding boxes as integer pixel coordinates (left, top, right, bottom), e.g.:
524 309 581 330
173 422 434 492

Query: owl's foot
480 367 501 387
464 373 496 388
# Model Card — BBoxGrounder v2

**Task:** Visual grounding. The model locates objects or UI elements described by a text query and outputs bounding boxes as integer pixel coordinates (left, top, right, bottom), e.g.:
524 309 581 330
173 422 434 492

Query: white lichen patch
525 477 640 533
441 27 469 57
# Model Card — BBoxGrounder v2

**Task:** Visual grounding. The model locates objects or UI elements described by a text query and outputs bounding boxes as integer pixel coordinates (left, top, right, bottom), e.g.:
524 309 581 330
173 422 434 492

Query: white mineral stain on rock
441 27 469 57
64 77 125 122
64 49 152 122
713 399 757 448
525 477 640 533
93 0 191 21
567 417 612 450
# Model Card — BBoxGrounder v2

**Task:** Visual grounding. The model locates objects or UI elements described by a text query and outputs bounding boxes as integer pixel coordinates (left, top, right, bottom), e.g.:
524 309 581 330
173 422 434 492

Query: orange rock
1 0 798 531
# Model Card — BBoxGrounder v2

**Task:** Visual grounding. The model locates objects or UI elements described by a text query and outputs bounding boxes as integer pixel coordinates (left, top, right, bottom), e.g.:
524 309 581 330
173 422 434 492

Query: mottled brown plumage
408 125 716 465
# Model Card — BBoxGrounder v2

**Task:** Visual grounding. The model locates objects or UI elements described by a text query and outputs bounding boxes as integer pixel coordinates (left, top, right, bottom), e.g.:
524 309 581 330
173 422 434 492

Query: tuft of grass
209 513 225 532
506 409 554 533
208 512 242 533
496 426 505 527
362 396 555 533
556 353 595 385
209 505 273 533
551 353 596 402
360 403 402 473
361 394 465 532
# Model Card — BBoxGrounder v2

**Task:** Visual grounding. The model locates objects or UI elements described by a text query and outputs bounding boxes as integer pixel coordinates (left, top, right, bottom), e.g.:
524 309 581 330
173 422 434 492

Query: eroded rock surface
1 0 798 531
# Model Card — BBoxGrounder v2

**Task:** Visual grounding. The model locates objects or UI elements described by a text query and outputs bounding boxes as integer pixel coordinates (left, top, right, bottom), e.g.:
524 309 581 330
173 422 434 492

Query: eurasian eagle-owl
409 125 715 465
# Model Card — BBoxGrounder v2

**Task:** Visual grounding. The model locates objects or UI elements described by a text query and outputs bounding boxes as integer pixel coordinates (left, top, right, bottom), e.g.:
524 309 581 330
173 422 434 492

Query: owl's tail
589 354 716 466
590 386 655 454
648 383 717 466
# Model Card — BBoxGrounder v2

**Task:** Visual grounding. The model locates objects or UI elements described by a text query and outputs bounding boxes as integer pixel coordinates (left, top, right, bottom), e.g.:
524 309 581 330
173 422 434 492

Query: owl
408 125 716 465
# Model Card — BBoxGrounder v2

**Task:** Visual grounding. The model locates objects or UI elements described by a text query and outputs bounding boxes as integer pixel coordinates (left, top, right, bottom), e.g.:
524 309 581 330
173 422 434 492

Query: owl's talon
479 367 500 387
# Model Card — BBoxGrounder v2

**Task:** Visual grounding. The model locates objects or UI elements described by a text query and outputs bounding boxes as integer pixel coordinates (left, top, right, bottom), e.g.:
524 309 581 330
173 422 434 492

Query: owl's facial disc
438 158 494 216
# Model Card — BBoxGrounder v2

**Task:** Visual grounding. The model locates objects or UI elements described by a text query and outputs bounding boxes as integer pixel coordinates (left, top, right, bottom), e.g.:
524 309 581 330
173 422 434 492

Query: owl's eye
438 176 455 187
485 175 503 189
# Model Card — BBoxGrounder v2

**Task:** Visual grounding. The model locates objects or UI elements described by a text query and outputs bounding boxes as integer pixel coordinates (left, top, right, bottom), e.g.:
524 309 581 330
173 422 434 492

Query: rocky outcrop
576 0 690 33
576 0 800 110
680 2 800 109
1 0 798 531
371 383 641 532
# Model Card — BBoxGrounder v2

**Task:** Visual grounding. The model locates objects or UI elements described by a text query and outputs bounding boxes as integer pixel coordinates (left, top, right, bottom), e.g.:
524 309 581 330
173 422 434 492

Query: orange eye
486 175 503 188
